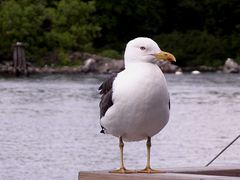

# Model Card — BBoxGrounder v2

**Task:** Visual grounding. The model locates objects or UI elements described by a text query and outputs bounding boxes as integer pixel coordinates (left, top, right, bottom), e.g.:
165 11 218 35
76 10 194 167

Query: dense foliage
0 0 100 65
1 0 240 67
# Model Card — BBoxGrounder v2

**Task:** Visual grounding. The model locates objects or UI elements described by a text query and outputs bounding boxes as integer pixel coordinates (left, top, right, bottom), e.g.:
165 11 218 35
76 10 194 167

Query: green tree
45 0 100 51
92 0 240 67
154 31 228 67
93 0 166 50
0 0 46 60
1 0 240 67
0 0 100 65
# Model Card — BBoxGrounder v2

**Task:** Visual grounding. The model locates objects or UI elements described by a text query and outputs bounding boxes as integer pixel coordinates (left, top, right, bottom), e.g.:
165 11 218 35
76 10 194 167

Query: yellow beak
154 51 176 62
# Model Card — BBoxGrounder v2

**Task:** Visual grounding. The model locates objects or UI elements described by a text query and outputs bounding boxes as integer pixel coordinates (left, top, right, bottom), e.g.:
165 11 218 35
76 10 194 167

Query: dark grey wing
100 89 114 118
99 74 116 95
99 74 117 133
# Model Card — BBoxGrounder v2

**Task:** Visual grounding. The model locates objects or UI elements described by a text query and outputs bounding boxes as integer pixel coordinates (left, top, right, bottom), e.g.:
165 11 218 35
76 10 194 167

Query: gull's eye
140 46 146 50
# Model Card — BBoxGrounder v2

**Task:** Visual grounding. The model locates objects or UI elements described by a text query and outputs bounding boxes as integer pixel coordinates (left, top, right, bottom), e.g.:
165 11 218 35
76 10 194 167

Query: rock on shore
70 52 124 73
223 58 240 73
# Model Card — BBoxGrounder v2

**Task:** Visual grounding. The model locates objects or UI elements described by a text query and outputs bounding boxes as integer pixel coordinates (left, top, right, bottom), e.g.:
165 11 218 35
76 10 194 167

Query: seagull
99 37 176 173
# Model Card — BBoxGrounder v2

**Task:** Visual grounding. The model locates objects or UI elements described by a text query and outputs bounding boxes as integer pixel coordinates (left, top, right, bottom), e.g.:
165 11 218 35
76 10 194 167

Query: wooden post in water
13 42 28 76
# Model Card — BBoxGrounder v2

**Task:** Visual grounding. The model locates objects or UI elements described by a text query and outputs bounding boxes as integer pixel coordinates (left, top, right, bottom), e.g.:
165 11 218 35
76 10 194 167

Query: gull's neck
125 61 158 69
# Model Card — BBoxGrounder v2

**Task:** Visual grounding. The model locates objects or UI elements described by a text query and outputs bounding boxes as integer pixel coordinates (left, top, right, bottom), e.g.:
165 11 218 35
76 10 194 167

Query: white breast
101 62 170 141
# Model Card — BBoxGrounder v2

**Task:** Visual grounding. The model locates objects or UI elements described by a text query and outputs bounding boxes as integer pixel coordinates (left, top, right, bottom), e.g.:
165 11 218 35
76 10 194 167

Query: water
0 73 239 180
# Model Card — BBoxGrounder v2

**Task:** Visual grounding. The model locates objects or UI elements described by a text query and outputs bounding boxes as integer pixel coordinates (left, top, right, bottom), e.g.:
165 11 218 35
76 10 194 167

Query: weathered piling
13 42 28 76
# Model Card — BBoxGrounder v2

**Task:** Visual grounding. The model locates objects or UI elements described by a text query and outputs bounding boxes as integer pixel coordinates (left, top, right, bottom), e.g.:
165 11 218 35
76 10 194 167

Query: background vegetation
1 0 240 67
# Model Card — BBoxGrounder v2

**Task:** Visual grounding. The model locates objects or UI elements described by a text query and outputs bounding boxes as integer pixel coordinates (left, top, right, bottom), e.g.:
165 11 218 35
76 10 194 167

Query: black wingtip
100 129 105 134
100 125 106 134
98 84 103 91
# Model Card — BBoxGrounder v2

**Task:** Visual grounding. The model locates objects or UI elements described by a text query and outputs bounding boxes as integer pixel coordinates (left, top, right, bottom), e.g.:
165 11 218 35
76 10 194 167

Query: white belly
101 63 170 141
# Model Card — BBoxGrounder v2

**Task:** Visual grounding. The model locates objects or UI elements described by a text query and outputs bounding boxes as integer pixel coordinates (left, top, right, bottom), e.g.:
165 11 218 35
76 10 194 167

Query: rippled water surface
0 73 240 180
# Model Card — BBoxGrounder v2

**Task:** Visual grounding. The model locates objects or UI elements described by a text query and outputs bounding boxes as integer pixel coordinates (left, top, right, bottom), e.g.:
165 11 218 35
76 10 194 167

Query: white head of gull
99 37 176 173
124 37 175 65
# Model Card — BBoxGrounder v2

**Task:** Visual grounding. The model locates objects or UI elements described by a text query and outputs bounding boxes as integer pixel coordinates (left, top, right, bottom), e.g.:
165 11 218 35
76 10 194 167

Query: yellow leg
138 137 161 173
110 137 136 174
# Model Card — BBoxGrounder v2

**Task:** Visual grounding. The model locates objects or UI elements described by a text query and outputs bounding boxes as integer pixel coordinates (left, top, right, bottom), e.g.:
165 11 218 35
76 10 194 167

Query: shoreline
0 65 229 77
0 53 239 76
